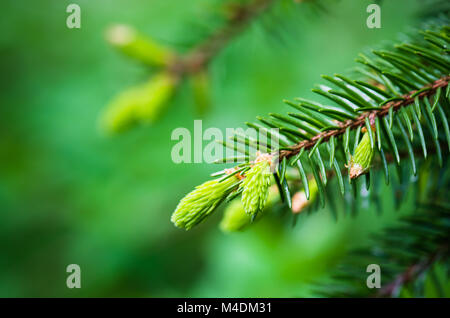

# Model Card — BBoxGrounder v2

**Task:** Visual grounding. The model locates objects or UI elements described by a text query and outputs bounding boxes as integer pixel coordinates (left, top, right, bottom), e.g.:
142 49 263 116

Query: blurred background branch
101 0 278 134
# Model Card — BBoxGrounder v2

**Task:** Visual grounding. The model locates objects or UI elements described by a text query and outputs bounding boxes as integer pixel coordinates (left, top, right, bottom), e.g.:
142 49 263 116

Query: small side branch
169 0 275 75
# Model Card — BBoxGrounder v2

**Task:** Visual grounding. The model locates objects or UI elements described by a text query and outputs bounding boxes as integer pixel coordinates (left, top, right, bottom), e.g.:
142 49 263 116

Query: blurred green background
0 0 426 297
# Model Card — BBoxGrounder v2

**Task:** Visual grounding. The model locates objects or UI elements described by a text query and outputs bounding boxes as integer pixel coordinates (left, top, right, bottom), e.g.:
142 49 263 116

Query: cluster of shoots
172 150 326 231
172 152 276 230
100 24 211 134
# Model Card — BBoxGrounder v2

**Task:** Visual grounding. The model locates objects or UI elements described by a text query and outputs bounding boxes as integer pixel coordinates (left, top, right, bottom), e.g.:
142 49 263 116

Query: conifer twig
376 245 448 297
280 76 450 161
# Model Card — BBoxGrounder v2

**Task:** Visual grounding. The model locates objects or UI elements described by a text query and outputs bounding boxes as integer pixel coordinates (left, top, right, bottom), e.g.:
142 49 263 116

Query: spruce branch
217 143 448 234
172 22 450 230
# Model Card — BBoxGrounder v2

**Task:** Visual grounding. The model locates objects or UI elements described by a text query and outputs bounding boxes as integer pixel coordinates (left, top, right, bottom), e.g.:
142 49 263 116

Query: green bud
291 178 318 214
106 24 175 67
137 72 177 122
240 156 272 216
220 186 278 232
349 131 374 179
171 176 239 230
190 70 211 115
100 72 177 134
219 200 251 233
100 88 140 133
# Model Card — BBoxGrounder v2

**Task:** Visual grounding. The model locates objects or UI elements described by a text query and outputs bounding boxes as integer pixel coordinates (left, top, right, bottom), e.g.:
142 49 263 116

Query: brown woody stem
376 245 448 297
168 0 275 75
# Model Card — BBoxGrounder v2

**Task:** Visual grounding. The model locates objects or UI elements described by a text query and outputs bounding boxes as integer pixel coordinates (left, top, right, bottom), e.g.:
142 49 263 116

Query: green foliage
171 174 240 230
3 0 449 298
240 155 273 216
